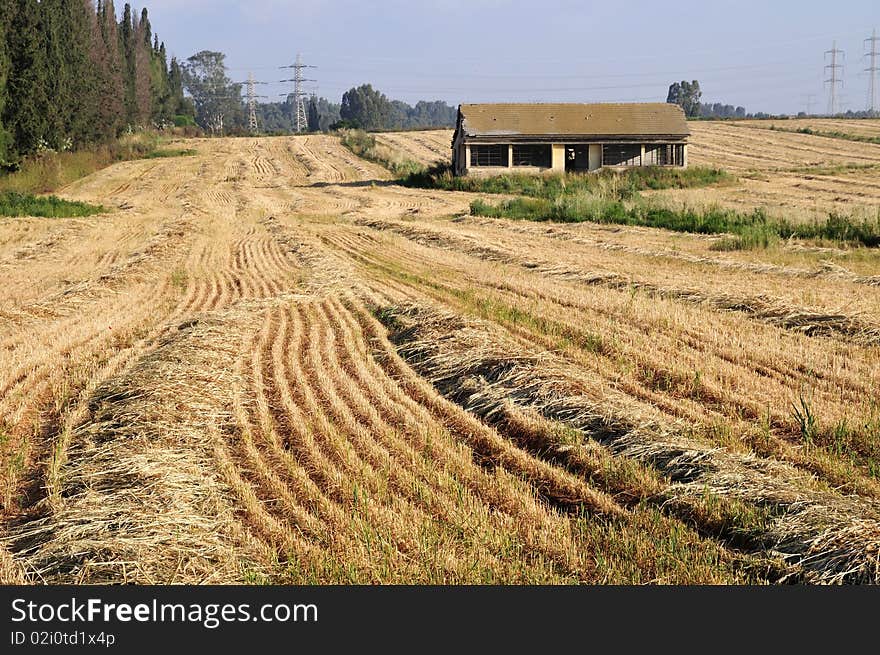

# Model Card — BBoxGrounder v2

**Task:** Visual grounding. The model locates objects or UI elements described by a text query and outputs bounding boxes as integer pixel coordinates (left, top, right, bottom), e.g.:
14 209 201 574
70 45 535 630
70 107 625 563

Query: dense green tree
42 0 68 148
311 97 341 131
93 0 125 139
0 0 14 162
181 50 242 135
168 56 189 117
0 0 183 160
120 2 136 123
4 0 50 156
133 15 151 124
53 0 97 146
667 80 702 117
139 7 151 47
150 39 173 123
338 84 456 131
409 100 456 128
307 95 320 132
340 84 392 130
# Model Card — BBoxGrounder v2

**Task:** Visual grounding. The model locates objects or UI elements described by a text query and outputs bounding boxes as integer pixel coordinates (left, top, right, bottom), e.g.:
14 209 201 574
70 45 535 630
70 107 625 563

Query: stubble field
1 121 878 584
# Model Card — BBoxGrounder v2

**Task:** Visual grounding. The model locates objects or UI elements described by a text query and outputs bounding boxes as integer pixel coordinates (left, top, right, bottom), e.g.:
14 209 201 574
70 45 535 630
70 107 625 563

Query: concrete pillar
465 144 471 172
508 144 514 169
588 144 602 171
682 144 688 168
551 144 566 172
640 145 645 167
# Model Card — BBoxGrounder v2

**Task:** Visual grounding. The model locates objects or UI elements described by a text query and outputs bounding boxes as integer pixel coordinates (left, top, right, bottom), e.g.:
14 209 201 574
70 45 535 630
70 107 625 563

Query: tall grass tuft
339 129 425 177
402 163 732 199
0 191 105 218
0 132 188 195
469 195 880 249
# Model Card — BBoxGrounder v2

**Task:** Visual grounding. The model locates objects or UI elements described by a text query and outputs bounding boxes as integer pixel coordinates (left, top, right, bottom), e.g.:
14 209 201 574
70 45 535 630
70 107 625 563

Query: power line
824 40 844 115
280 53 317 132
866 28 879 113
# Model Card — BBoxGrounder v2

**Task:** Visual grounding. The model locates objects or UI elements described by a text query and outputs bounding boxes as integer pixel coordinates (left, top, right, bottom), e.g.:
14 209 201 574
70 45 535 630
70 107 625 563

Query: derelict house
452 103 690 176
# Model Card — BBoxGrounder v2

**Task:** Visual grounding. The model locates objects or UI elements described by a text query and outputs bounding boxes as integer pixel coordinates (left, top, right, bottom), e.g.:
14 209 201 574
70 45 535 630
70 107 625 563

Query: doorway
565 145 589 172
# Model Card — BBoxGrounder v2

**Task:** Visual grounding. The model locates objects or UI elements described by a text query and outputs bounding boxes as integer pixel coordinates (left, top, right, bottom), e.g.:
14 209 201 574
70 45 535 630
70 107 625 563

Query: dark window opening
646 144 685 166
602 144 642 166
470 145 508 167
565 145 590 172
512 144 551 168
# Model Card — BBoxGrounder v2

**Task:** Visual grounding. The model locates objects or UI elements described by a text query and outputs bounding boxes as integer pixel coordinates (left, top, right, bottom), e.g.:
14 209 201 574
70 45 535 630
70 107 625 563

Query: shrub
173 114 197 127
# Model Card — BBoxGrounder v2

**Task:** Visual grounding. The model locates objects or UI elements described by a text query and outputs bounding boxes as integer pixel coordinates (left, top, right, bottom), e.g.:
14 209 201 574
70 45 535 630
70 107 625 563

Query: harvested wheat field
737 118 880 140
640 121 880 221
1 126 879 585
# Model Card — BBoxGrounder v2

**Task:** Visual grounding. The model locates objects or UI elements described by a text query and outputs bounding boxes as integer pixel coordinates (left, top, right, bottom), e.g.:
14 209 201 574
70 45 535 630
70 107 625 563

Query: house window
602 144 642 166
651 145 685 166
470 145 508 167
512 144 551 167
643 145 661 165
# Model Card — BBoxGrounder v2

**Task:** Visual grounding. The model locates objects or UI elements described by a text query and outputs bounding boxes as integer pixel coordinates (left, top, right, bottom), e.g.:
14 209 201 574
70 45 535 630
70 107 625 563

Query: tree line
256 83 457 134
178 53 458 136
339 84 457 131
0 0 191 165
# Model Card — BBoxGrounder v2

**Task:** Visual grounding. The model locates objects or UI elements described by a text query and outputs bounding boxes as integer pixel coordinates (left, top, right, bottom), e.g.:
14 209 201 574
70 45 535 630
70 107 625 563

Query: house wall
551 144 566 172
457 138 687 176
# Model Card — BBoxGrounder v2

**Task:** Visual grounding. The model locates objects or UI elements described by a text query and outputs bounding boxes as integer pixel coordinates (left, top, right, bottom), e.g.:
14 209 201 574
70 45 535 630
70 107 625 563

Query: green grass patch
470 191 880 249
142 148 198 159
769 124 880 145
402 163 732 200
0 191 105 218
0 132 186 195
338 129 425 177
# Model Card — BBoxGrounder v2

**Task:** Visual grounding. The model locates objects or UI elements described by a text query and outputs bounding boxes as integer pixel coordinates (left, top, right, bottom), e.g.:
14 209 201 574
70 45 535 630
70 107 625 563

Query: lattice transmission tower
281 53 317 132
247 73 259 133
824 41 845 116
866 29 879 114
241 73 268 134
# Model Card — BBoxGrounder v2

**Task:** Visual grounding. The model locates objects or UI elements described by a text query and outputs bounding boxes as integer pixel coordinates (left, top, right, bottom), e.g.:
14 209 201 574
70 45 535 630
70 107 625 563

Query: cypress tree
120 2 136 124
42 0 95 148
133 17 151 124
63 0 101 145
42 0 68 149
140 8 151 48
0 0 13 162
168 56 186 116
93 0 124 139
4 0 50 156
150 37 172 123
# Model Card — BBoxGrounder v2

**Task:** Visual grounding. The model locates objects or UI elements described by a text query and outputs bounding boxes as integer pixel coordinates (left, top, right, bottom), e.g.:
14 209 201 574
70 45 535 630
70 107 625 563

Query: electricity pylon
866 29 879 114
280 53 317 132
241 73 268 134
824 41 845 116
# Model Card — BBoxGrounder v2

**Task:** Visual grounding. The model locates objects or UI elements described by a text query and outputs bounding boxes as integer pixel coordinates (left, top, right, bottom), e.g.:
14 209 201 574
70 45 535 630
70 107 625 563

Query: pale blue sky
146 0 878 114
